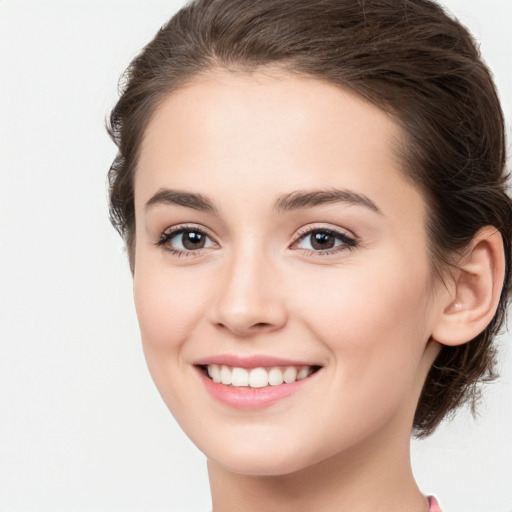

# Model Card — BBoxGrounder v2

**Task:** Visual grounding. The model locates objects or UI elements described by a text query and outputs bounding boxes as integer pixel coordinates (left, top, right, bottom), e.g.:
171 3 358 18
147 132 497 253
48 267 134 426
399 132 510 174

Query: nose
209 249 288 337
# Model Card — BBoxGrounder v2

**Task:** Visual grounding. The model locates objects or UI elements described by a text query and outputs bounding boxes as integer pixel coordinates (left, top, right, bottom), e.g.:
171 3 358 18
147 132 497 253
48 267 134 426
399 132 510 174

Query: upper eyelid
156 223 218 248
162 223 215 238
293 223 356 241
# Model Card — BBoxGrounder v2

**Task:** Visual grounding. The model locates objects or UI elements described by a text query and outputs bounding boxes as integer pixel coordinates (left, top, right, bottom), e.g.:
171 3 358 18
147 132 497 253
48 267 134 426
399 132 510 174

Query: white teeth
249 367 268 388
207 364 222 383
231 367 249 387
297 366 310 380
205 364 316 388
268 367 284 386
282 366 297 384
220 365 232 385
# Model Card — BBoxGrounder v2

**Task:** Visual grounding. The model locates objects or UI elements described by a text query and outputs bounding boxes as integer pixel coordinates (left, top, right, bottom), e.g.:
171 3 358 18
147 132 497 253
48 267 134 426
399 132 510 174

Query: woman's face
133 70 443 475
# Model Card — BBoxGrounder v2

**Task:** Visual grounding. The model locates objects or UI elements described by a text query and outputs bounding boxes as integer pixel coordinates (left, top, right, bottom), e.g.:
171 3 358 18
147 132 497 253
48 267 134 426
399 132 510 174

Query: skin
132 69 463 511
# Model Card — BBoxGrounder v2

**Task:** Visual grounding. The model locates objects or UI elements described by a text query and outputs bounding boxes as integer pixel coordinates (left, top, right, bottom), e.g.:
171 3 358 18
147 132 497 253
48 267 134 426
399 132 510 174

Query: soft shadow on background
0 1 510 511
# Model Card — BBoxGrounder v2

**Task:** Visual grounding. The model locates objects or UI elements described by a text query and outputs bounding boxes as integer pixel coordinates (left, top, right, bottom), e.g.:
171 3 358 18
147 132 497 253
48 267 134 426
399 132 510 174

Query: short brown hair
107 0 512 437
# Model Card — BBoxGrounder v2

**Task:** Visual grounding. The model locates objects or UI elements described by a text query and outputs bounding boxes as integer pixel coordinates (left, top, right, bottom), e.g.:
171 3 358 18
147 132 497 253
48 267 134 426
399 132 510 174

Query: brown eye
310 231 336 250
181 230 206 249
157 226 217 255
294 228 357 253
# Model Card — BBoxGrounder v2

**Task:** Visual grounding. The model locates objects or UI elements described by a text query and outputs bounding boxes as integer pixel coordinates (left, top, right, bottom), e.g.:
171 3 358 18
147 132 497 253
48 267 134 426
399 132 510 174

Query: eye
156 225 217 256
292 227 357 254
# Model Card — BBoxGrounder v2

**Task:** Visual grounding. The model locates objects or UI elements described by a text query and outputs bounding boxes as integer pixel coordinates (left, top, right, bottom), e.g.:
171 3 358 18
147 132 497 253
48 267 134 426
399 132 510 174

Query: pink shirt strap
428 496 442 512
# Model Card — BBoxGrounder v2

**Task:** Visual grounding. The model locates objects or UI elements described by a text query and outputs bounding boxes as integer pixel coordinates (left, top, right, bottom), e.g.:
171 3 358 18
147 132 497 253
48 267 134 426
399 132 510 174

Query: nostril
252 322 272 329
214 320 275 337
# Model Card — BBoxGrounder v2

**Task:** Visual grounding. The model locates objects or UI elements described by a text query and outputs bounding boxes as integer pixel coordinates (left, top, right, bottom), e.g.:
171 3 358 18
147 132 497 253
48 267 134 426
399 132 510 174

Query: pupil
183 231 205 249
311 232 334 250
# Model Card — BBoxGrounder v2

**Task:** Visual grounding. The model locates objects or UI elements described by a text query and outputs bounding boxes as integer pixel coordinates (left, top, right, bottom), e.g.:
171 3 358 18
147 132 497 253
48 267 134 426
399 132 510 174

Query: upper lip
194 354 321 369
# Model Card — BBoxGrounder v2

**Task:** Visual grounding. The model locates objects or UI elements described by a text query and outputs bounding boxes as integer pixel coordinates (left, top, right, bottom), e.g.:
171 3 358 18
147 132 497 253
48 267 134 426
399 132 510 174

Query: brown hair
107 0 512 437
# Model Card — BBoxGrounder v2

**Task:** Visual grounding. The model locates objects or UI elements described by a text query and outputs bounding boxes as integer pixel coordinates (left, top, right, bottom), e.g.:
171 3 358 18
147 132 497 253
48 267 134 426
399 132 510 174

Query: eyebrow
274 188 382 214
144 187 381 215
145 189 218 213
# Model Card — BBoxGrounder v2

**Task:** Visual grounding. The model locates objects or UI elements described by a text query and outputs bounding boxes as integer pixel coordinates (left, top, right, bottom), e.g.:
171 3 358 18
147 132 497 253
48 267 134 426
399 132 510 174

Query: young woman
107 0 511 510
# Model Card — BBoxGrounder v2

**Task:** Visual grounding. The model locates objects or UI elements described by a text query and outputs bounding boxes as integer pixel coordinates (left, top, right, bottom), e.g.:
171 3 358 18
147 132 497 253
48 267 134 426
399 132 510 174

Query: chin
211 453 309 477
197 431 324 477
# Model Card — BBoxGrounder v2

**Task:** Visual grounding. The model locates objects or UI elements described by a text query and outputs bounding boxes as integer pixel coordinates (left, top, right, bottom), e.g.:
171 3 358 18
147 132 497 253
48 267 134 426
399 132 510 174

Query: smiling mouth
199 364 321 388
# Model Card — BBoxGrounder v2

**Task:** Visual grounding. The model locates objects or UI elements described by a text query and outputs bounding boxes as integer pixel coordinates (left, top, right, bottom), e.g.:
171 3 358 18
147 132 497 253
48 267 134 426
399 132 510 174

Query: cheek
294 254 433 389
288 260 433 447
133 262 210 356
299 255 429 331
132 260 215 417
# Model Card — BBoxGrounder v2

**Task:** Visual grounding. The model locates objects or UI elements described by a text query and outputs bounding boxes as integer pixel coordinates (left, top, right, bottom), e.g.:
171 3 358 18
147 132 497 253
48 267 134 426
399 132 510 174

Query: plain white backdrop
0 1 511 511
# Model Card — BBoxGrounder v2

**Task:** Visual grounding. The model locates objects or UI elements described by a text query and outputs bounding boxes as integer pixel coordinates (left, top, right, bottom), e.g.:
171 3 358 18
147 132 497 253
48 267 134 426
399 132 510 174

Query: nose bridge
212 239 286 336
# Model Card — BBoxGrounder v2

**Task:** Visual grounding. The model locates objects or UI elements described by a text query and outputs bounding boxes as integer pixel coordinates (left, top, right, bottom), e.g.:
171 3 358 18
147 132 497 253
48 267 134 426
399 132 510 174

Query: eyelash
155 224 358 258
155 224 216 257
293 226 358 255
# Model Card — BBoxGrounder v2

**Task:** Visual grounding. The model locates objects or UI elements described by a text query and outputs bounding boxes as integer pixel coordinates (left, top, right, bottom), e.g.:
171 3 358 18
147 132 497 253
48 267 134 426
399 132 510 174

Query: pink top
428 496 442 512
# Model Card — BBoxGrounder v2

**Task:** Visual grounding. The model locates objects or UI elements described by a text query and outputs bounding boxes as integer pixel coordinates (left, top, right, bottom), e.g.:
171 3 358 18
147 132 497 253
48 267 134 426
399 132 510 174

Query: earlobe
431 226 505 347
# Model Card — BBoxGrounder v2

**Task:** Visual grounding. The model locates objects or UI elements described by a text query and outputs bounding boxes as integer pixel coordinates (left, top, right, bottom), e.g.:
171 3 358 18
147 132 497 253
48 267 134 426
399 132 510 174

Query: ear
431 226 505 347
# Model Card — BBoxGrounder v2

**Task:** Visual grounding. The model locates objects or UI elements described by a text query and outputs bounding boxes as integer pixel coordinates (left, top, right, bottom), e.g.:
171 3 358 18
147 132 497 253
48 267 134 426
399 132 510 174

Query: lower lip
197 368 318 410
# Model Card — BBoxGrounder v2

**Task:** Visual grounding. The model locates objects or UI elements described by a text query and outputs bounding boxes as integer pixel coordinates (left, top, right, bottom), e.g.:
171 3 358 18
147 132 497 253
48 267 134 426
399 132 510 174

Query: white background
0 1 511 511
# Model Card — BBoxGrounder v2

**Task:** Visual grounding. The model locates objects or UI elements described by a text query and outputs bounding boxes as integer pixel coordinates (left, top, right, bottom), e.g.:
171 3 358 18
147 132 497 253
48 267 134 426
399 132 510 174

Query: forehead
135 69 423 222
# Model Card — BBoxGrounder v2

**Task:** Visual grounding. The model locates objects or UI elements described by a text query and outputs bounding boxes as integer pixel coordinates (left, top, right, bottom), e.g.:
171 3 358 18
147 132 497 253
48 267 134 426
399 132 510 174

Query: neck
208 424 427 512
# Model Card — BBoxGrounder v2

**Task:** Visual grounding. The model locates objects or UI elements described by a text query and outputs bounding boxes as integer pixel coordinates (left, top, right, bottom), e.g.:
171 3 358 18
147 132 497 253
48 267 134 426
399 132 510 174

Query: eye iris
311 231 335 250
182 231 205 250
